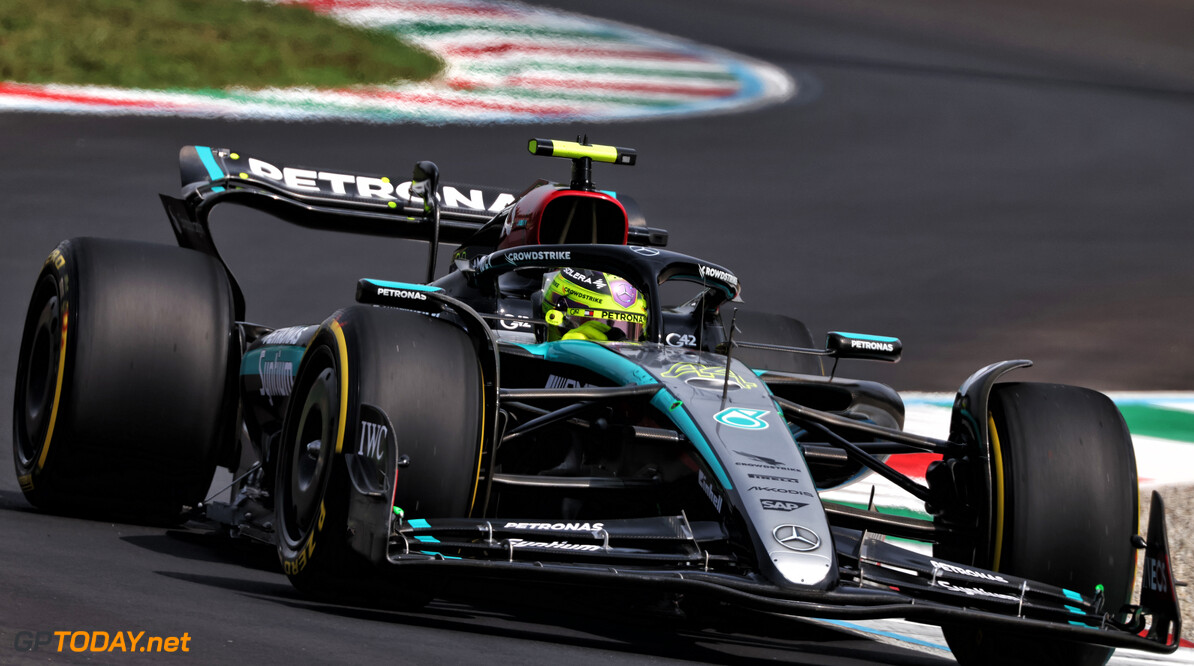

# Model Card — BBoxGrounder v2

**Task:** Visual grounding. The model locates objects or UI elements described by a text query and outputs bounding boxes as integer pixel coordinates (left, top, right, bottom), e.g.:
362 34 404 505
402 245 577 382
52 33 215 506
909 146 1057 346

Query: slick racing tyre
275 306 484 600
13 238 236 522
942 382 1138 666
721 310 822 376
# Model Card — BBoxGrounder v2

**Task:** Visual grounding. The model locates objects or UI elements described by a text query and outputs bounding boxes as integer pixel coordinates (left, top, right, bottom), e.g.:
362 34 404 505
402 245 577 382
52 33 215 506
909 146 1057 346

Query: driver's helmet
541 268 647 342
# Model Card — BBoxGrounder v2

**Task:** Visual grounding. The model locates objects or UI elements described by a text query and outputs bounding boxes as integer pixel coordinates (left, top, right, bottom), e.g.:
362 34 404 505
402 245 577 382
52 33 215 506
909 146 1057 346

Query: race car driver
541 268 647 342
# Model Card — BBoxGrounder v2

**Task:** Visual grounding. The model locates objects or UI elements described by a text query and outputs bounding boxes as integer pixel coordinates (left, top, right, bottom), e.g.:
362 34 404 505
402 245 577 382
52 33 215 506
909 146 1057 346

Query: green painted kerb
1117 405 1194 443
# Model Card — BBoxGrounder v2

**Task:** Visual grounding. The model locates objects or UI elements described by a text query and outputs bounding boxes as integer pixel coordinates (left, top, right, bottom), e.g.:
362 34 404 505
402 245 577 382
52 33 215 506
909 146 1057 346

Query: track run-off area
0 0 792 122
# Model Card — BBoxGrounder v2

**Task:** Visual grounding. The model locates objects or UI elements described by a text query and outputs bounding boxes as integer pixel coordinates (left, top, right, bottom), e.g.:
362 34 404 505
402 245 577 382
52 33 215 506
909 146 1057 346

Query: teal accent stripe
1062 589 1088 624
514 340 655 386
414 535 440 543
196 146 225 192
1064 605 1088 626
831 331 900 343
408 518 431 529
196 146 225 181
514 342 549 356
363 279 443 293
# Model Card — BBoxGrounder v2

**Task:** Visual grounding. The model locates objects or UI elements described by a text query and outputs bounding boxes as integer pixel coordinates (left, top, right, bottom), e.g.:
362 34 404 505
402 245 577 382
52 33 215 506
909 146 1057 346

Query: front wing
377 493 1182 654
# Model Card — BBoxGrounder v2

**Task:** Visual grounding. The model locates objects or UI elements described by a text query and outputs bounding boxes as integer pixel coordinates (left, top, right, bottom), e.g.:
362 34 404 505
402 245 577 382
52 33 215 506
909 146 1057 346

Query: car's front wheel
941 382 1138 666
275 306 484 601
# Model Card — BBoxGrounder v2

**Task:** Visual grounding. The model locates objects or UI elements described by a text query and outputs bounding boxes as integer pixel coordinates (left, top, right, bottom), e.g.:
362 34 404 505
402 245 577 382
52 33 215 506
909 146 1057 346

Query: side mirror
411 160 441 283
826 331 902 362
410 160 440 211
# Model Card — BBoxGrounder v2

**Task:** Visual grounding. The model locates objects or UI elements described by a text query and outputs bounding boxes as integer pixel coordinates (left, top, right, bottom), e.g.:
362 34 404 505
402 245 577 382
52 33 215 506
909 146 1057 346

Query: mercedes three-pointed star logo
772 524 820 552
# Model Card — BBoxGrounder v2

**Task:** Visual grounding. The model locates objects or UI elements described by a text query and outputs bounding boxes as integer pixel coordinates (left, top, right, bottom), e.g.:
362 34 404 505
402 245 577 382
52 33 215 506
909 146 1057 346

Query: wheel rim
16 276 61 468
279 349 338 547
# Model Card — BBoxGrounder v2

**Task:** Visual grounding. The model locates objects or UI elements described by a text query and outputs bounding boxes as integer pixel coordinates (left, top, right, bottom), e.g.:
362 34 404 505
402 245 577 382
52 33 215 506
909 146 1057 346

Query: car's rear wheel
941 382 1138 666
13 238 236 522
275 306 484 601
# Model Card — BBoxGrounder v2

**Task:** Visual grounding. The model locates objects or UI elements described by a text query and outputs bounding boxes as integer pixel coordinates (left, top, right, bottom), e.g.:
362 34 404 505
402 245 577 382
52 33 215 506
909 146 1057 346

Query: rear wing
166 145 518 244
160 145 659 319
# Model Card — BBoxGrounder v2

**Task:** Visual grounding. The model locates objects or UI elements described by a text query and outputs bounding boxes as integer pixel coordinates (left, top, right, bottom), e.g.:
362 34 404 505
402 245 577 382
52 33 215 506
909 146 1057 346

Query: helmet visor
562 307 646 341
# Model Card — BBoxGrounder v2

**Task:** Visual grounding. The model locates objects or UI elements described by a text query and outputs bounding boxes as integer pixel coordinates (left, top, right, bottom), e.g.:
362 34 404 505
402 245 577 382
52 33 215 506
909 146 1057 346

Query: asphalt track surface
2 0 1193 663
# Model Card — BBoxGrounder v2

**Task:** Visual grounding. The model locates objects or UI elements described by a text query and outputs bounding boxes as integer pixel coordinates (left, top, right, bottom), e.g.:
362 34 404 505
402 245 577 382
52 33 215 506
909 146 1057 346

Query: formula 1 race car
13 138 1182 664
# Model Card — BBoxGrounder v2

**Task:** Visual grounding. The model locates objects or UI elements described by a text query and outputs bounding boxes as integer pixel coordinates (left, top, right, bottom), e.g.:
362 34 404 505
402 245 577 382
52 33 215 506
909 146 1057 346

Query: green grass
0 0 442 89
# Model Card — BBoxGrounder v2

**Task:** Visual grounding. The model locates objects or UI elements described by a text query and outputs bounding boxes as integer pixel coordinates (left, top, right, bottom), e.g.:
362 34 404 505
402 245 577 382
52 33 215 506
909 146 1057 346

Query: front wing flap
392 515 730 566
854 532 1108 627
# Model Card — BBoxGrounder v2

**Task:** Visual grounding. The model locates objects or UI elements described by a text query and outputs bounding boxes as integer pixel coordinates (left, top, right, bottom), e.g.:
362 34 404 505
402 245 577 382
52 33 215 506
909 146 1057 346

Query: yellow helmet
541 268 647 342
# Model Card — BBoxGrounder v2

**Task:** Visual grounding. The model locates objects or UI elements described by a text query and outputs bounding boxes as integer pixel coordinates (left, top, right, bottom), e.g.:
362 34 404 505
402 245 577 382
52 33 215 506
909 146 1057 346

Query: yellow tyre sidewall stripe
285 321 348 575
467 361 485 516
330 321 350 455
301 319 487 543
989 414 1006 572
35 302 69 475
